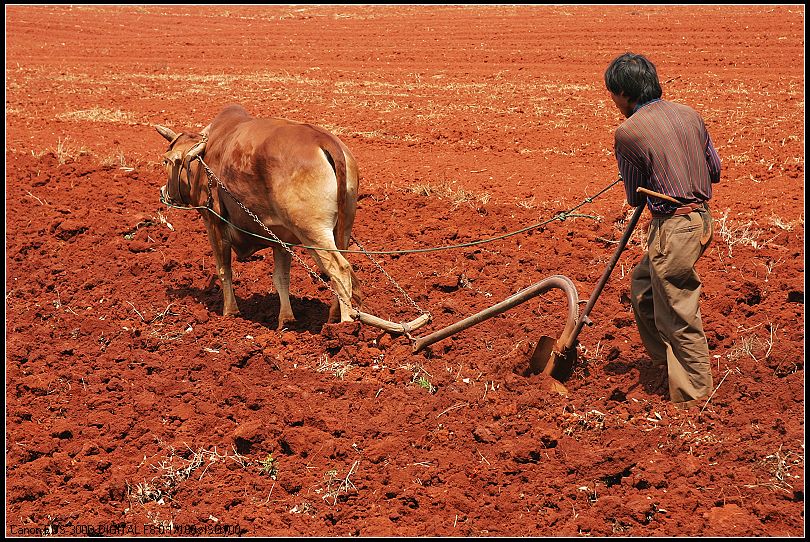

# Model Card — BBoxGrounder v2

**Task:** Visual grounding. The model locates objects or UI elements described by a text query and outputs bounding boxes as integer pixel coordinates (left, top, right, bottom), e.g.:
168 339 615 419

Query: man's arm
705 132 721 184
616 150 647 207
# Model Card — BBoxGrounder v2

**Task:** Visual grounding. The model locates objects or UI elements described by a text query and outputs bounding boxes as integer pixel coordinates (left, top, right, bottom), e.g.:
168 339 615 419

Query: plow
351 188 667 392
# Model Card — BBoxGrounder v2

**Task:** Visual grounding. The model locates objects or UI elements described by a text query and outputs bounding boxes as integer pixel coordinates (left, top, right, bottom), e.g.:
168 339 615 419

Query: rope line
159 177 622 255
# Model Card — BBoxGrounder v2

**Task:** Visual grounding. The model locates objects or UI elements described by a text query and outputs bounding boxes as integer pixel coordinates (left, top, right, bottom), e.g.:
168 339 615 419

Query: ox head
155 124 210 206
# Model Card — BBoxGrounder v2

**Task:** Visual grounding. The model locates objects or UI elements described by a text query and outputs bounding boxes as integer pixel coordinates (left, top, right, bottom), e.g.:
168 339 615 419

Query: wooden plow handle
636 186 681 204
352 310 432 335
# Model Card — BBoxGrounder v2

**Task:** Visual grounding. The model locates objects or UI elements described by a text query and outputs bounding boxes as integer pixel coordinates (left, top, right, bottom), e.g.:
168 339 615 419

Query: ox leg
205 225 239 316
272 247 296 330
327 266 363 323
307 247 355 323
334 225 362 318
328 255 355 323
328 293 342 324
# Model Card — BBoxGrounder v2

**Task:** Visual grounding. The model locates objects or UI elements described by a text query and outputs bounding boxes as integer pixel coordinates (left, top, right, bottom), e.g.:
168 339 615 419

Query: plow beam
411 274 579 357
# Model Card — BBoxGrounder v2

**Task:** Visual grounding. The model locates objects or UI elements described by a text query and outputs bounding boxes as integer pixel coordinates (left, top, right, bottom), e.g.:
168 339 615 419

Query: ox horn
154 124 178 142
186 138 207 161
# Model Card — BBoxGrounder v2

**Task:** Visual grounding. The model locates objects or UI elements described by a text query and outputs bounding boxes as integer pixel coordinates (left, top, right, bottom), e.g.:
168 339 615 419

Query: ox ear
155 124 178 142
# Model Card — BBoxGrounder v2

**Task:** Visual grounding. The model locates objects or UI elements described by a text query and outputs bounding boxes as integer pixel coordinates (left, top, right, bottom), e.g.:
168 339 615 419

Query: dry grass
56 106 135 124
406 181 490 208
99 148 130 168
726 322 777 363
32 136 91 164
5 30 801 156
571 340 601 380
745 445 805 492
29 135 140 171
769 214 803 232
516 196 536 209
612 207 646 246
126 442 252 526
561 406 607 436
713 210 767 257
8 60 803 184
315 353 353 379
761 445 803 490
318 461 359 506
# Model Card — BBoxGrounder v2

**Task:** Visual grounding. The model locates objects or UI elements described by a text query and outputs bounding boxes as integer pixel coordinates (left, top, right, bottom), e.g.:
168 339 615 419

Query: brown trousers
630 207 714 407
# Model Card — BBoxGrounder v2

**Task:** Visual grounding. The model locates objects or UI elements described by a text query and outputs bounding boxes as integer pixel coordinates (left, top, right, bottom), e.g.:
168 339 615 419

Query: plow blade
528 335 577 382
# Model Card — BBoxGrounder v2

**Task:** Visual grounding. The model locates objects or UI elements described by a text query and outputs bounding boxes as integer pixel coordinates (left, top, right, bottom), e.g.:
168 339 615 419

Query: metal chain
196 158 354 312
350 235 428 316
178 156 623 319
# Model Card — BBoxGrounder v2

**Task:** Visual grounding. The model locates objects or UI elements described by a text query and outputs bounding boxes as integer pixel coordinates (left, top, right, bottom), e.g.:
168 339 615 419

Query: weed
321 461 359 506
414 374 436 394
257 453 278 479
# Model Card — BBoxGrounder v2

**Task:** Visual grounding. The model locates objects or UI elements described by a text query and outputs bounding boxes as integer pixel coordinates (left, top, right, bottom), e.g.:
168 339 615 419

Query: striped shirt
614 99 721 215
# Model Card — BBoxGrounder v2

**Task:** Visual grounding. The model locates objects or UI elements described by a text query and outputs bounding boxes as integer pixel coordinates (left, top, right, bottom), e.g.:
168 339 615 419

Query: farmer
604 52 721 408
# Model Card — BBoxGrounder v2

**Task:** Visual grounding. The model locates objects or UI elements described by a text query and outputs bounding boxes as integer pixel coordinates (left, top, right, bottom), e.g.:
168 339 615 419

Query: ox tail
319 139 349 251
319 137 362 310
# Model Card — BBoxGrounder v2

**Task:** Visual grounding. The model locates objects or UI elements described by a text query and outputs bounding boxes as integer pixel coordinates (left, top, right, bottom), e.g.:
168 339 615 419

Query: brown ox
156 104 362 329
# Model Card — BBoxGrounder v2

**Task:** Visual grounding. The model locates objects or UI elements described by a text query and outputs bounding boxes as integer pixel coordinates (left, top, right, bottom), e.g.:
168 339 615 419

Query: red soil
5 5 804 537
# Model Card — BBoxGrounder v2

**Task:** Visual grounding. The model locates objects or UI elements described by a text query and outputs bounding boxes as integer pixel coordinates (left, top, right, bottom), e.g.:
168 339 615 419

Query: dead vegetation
125 442 253 527
406 180 491 208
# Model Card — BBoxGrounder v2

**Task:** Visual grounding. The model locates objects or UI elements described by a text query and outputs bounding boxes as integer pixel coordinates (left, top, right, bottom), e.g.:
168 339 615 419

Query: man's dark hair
604 52 663 104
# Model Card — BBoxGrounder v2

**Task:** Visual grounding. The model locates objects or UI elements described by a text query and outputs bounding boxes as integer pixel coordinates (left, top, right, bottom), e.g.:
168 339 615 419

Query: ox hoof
277 319 296 331
223 310 241 318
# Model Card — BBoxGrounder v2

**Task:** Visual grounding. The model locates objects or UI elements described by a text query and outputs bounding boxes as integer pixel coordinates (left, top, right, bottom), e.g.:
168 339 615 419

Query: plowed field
5 5 804 537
